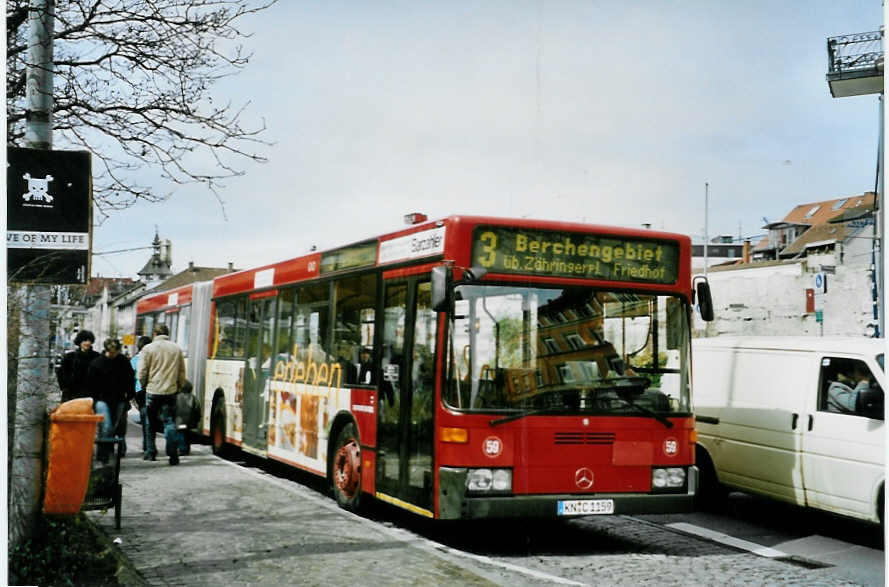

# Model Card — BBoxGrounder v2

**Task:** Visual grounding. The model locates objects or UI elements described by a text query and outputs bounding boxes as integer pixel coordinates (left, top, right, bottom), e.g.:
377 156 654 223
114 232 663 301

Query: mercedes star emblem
574 467 594 490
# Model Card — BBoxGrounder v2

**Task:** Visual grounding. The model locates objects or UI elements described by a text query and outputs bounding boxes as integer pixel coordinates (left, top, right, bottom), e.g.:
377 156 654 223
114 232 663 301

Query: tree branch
7 0 276 213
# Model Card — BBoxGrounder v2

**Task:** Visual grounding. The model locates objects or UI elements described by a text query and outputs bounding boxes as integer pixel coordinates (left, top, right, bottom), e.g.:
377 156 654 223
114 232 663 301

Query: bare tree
7 0 276 220
6 0 275 566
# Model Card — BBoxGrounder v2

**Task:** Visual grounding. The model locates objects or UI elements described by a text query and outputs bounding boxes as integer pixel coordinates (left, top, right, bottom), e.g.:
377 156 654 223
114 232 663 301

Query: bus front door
376 278 436 514
243 296 275 451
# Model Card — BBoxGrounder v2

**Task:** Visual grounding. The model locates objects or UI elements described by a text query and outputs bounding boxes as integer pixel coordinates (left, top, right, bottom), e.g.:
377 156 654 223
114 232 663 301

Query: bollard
43 398 104 515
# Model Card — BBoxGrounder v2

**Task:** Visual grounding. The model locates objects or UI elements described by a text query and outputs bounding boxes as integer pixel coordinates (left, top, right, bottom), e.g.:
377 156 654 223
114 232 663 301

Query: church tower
137 230 173 287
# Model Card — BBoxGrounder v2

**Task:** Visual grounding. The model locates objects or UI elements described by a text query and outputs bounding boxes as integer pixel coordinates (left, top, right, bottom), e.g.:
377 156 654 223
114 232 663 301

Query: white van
692 336 885 524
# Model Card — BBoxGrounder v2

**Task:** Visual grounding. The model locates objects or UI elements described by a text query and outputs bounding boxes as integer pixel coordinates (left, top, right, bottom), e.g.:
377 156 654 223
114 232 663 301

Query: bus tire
332 422 362 511
210 397 228 458
695 444 726 511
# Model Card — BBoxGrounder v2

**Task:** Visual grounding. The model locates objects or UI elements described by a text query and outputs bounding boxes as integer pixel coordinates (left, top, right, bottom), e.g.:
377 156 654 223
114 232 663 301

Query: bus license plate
557 499 615 516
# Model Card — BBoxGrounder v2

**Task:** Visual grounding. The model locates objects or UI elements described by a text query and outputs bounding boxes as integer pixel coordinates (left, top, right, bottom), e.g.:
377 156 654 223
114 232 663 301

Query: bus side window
215 300 236 357
168 312 179 348
276 289 296 363
293 282 330 365
135 315 147 338
177 306 191 352
214 297 249 357
233 298 248 356
332 274 377 387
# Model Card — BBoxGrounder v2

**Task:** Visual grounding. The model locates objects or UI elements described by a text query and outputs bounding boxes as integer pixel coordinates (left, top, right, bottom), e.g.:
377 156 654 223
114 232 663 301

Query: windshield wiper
589 376 672 428
489 407 556 427
613 393 673 428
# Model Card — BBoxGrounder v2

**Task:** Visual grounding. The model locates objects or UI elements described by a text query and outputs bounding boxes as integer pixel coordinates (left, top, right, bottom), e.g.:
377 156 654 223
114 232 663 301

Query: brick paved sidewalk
84 419 570 586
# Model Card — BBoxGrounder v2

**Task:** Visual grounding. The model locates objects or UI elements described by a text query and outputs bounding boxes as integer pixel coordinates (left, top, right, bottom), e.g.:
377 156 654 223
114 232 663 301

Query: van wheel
210 398 228 457
332 422 362 511
696 445 727 511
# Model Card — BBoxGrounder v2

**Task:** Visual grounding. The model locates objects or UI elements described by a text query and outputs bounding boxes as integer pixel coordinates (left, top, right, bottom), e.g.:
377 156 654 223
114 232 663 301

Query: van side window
819 357 884 420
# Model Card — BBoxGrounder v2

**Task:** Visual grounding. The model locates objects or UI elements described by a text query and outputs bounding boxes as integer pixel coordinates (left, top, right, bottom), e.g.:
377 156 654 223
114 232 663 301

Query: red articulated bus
135 215 714 519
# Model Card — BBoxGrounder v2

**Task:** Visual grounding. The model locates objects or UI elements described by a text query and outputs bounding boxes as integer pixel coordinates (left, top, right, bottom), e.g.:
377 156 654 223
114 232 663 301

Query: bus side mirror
695 281 714 322
431 265 452 312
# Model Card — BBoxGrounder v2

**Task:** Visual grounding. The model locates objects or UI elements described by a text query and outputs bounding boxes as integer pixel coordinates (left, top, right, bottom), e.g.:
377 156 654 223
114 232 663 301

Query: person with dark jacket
358 347 374 385
88 338 135 462
57 330 100 403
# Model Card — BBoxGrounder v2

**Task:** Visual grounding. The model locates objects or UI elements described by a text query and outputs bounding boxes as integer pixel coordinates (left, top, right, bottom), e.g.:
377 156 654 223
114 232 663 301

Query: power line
92 245 153 256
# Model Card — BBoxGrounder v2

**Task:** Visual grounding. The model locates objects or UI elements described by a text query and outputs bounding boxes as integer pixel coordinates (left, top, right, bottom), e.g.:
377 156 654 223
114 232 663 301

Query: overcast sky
91 1 884 279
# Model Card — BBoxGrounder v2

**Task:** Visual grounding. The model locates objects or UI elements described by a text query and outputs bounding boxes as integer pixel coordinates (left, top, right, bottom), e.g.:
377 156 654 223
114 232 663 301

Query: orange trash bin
43 398 104 515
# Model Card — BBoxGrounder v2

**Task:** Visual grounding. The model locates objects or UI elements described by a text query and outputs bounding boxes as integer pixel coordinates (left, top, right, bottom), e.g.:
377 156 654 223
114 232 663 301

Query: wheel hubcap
334 439 361 498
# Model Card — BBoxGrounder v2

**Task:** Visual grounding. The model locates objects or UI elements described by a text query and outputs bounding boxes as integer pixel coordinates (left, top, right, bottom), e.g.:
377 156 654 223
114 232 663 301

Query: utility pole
9 0 55 555
878 95 884 337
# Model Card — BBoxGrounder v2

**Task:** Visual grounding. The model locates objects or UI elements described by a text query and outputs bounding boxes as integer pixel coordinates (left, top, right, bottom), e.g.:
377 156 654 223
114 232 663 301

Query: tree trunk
8 286 53 552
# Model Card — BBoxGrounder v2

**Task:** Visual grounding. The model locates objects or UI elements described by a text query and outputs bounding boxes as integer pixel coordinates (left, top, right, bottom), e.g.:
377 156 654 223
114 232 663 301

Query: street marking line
221 458 584 585
666 522 788 558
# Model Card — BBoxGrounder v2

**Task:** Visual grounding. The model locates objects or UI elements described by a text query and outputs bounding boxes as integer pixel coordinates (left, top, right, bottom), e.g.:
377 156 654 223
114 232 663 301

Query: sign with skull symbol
7 147 92 284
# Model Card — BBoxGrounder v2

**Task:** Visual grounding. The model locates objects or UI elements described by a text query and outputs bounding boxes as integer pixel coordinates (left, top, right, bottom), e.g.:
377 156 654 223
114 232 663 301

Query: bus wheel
695 445 726 511
332 423 361 511
210 399 227 457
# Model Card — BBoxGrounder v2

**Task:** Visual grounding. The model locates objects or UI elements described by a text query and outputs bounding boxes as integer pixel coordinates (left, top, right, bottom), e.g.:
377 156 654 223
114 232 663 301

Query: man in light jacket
138 324 186 465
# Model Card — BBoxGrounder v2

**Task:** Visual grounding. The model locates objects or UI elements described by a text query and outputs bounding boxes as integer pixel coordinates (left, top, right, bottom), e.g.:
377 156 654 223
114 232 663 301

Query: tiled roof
143 266 236 294
777 192 874 226
778 222 855 257
754 192 875 254
110 282 147 305
85 277 135 296
828 203 875 223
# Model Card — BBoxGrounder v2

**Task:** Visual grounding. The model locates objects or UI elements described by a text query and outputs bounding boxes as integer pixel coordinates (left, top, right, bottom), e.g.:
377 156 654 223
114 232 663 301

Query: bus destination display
471 226 679 284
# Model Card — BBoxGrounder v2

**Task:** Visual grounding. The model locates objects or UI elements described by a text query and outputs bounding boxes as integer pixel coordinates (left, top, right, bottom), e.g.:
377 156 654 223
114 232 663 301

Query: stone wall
692 255 875 338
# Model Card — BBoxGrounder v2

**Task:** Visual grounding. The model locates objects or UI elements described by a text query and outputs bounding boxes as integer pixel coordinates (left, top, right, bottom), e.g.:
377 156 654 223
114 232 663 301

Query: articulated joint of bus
437 466 699 520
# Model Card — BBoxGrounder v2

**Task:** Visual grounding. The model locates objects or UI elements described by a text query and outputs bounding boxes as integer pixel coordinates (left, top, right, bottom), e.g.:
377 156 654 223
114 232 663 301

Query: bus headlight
651 467 686 491
492 468 512 491
466 468 512 494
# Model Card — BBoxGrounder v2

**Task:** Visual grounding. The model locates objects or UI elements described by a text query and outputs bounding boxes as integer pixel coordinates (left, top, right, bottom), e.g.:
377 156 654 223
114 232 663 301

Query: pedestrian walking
131 335 154 455
57 330 100 403
138 324 187 465
88 338 135 463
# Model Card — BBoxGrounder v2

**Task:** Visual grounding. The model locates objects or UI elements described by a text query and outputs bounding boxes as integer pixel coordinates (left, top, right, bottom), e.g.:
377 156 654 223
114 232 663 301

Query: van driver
826 362 874 414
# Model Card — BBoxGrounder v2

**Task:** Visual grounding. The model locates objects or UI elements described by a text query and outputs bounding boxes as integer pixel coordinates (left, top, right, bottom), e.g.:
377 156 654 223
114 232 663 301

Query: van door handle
791 413 799 430
808 414 813 431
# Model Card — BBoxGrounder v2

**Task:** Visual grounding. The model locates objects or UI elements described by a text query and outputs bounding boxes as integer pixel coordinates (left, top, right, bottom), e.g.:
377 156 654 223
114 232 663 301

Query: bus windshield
443 285 691 417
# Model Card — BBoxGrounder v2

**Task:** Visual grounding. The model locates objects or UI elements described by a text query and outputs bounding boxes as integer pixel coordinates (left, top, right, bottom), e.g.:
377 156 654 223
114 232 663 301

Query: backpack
177 380 201 429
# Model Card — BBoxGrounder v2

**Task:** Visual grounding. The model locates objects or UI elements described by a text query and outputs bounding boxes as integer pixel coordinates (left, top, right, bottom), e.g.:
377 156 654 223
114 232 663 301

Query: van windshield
442 285 691 415
877 354 884 372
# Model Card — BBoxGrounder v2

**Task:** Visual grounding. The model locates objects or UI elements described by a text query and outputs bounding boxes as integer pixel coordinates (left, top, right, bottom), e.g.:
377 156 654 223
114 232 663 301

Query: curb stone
84 514 149 586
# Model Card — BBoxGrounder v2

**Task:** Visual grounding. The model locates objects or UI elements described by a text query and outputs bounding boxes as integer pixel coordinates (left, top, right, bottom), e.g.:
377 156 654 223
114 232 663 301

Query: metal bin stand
81 437 124 529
